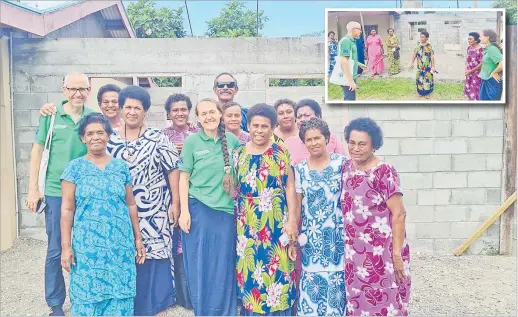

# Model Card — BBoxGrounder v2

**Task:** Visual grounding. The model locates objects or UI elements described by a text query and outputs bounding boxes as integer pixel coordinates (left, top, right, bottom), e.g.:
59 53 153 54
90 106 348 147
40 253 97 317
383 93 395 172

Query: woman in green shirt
478 29 504 101
178 98 241 316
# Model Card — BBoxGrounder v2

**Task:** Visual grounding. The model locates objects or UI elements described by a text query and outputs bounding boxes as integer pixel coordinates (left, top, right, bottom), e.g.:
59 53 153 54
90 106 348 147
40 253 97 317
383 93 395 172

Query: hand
169 204 180 227
26 190 43 213
349 81 358 91
282 221 298 242
288 244 297 261
359 63 368 71
40 103 56 117
491 72 501 83
135 240 146 264
179 210 191 233
431 67 436 73
392 253 407 284
464 69 471 76
61 246 75 273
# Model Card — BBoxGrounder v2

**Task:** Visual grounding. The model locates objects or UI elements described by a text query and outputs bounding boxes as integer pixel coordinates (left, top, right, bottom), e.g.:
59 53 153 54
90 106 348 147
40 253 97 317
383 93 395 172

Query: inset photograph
325 8 506 103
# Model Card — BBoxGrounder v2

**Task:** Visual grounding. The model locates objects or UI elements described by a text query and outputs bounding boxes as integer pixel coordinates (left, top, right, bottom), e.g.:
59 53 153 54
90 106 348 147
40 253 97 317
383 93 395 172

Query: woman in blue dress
328 31 339 78
292 117 347 316
60 113 146 316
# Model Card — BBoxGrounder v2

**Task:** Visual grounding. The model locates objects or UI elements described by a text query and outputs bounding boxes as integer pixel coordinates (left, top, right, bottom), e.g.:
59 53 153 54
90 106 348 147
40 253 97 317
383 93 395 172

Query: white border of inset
324 8 506 104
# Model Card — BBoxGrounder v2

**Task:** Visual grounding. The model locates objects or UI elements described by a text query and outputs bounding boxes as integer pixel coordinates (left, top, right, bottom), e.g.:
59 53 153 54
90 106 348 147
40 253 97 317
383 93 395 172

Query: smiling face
420 33 428 43
223 105 242 132
170 100 190 128
99 91 119 120
370 29 377 36
276 103 296 131
214 74 238 103
196 100 222 132
121 98 146 129
303 128 328 158
347 130 374 164
63 74 91 107
82 122 109 154
249 115 273 147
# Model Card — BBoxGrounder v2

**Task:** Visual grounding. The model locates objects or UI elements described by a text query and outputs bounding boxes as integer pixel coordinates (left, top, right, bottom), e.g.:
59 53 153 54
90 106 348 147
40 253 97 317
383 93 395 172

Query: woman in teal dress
408 31 436 98
60 113 146 316
233 103 299 316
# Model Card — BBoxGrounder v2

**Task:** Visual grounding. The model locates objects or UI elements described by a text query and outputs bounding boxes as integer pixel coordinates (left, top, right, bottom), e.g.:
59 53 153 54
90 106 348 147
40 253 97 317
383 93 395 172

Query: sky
21 0 496 37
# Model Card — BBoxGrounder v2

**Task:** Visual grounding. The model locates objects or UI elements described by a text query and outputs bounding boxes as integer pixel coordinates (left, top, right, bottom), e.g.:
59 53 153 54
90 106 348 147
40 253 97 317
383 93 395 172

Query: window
364 25 379 34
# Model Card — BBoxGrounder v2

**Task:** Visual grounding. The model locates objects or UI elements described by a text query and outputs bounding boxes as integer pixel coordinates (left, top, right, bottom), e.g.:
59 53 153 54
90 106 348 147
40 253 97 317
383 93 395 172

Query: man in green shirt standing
339 21 368 100
26 72 94 316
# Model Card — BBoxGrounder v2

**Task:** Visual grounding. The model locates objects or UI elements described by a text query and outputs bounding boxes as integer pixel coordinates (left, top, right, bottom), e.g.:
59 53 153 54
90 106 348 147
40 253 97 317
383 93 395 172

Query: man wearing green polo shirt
26 72 93 316
339 21 368 100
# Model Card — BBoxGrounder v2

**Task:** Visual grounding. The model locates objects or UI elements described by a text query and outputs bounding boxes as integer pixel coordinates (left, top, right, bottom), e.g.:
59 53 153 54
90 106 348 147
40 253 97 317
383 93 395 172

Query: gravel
1 237 516 316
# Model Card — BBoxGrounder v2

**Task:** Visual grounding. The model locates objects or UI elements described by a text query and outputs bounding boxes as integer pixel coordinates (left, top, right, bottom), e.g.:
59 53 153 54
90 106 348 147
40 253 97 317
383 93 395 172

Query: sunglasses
215 82 236 89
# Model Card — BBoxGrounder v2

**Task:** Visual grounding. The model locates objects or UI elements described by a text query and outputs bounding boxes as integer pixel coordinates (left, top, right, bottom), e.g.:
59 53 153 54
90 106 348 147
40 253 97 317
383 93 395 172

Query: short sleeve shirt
479 44 503 80
339 35 359 80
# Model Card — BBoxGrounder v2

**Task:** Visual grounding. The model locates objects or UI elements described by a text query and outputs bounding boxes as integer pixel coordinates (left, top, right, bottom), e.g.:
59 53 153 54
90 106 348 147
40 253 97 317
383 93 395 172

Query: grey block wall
11 37 507 254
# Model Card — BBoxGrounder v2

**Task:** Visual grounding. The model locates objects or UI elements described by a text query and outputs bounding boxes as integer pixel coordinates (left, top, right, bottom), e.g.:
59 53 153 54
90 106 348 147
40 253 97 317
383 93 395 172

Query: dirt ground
1 237 516 316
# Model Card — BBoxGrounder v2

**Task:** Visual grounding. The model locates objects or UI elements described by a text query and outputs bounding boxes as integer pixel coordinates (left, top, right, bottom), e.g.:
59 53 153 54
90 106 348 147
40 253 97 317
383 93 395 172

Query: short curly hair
273 98 295 111
78 113 113 137
165 93 193 113
299 117 330 143
247 103 278 127
97 84 121 106
344 117 383 150
295 99 322 118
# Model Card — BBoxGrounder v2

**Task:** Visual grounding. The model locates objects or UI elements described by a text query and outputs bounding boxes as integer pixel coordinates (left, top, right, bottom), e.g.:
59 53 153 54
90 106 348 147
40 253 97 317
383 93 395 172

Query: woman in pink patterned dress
340 117 411 316
366 29 385 77
464 32 484 100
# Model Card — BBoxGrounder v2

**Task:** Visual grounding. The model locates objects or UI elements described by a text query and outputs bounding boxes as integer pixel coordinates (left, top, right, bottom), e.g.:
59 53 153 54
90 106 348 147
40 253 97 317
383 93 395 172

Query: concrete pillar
0 35 18 251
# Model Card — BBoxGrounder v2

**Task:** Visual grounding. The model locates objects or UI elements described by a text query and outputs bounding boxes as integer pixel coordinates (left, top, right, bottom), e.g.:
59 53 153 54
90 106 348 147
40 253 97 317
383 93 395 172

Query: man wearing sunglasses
213 72 249 133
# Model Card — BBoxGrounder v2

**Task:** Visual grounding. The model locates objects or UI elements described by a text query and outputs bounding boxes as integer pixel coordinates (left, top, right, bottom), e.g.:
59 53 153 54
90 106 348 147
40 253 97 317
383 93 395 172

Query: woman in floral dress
328 31 339 77
464 32 484 100
385 28 400 75
408 31 435 98
293 117 347 316
233 103 299 316
341 117 411 316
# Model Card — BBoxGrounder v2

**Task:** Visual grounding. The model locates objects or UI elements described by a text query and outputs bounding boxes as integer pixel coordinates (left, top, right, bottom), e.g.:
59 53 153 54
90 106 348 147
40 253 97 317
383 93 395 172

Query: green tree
126 0 187 38
205 0 268 37
492 0 517 25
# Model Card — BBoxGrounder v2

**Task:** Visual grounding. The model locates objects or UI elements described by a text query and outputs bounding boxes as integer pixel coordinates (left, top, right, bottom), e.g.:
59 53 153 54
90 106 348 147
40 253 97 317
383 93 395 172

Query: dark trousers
44 196 66 308
342 82 357 100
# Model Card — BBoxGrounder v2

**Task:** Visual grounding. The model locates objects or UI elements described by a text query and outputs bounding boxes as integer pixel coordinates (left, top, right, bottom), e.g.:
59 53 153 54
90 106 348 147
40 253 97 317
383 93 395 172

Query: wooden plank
500 25 517 255
455 192 517 256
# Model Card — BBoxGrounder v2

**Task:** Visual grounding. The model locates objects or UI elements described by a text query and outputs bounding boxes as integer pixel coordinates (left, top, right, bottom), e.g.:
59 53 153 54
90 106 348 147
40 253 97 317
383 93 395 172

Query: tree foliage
492 0 517 25
126 0 187 38
205 0 268 37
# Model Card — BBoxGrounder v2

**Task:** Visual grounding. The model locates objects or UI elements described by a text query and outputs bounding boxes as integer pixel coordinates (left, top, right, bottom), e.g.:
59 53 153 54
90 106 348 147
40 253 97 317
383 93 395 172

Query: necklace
124 125 143 163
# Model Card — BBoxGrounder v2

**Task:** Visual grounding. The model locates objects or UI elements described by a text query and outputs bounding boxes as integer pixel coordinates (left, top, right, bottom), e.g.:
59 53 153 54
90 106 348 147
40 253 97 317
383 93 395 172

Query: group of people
328 21 504 101
27 71 411 316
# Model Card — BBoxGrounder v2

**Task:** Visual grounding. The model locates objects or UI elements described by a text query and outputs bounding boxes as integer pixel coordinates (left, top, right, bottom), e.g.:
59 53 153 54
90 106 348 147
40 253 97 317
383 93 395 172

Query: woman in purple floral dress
340 118 411 316
464 32 484 101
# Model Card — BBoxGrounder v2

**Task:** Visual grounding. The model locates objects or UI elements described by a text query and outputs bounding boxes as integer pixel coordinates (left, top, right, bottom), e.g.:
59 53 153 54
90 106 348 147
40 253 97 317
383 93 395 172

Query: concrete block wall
11 37 508 254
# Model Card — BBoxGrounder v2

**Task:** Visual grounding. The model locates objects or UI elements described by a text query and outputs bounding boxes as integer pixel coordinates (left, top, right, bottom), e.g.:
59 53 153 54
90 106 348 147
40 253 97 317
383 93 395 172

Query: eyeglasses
215 82 236 89
66 87 89 94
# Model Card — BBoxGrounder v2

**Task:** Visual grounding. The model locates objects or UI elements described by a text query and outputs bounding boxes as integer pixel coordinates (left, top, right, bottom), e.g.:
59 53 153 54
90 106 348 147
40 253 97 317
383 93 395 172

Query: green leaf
261 272 272 288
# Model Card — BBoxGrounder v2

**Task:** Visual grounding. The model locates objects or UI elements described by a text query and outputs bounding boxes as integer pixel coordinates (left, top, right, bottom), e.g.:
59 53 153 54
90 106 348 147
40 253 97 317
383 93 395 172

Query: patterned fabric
237 130 251 145
366 34 385 74
233 143 296 315
385 35 400 75
298 271 346 316
328 39 338 75
341 161 411 316
60 157 136 306
414 42 434 96
464 45 484 100
71 297 134 316
107 128 178 259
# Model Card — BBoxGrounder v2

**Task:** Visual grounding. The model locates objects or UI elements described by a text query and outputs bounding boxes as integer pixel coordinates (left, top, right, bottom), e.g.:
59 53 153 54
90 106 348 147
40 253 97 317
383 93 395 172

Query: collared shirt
479 44 503 80
284 133 346 166
179 130 241 214
339 34 359 80
34 100 94 197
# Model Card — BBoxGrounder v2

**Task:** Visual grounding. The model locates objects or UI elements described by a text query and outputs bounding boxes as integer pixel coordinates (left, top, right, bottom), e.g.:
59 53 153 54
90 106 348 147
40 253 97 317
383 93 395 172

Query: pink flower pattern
341 161 411 316
464 46 484 100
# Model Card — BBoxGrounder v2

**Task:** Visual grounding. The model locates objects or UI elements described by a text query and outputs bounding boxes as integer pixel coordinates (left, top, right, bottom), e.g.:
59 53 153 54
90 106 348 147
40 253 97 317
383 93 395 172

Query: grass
328 77 466 101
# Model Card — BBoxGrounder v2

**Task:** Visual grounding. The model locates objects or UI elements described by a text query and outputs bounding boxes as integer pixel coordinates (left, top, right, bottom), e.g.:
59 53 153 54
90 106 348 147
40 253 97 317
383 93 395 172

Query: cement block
486 154 503 170
417 189 451 205
433 106 469 120
451 121 484 137
400 139 433 155
468 106 504 120
16 162 29 178
450 221 484 239
417 121 451 137
484 120 504 137
375 138 399 156
16 128 38 145
466 239 500 255
15 143 33 162
403 189 417 206
467 171 501 188
433 172 467 188
406 206 434 223
399 107 434 120
13 110 32 128
434 138 468 154
451 154 486 171
406 223 417 239
433 239 466 254
468 137 503 154
451 188 486 205
382 155 418 173
399 172 433 190
408 238 435 253
31 75 64 93
249 74 266 90
434 205 470 222
19 228 47 241
416 222 450 239
468 205 500 222
418 155 451 172
13 93 48 111
347 106 368 120
486 189 502 204
367 106 400 120
13 73 31 93
377 121 417 138
30 110 41 127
